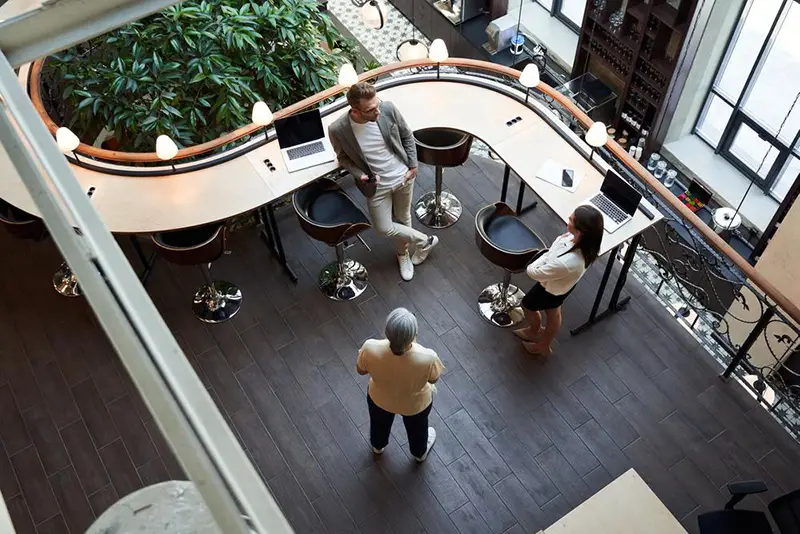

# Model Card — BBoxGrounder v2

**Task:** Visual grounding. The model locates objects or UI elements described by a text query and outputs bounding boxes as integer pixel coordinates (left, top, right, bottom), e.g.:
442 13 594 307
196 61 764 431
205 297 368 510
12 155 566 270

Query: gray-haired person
357 308 445 461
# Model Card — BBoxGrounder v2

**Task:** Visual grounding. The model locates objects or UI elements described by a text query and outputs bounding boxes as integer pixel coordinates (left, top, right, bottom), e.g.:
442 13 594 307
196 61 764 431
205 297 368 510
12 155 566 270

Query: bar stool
152 223 241 323
0 198 81 297
475 202 547 327
293 178 371 301
413 128 473 228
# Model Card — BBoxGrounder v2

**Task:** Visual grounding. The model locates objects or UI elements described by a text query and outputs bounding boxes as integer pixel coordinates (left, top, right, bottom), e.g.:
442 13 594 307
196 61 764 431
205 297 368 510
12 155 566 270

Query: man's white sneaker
414 427 437 463
398 253 414 281
411 235 439 265
372 446 385 455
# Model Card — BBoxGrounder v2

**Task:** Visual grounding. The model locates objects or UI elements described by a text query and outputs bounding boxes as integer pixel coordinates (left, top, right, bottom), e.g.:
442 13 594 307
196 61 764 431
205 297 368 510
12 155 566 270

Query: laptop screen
600 170 642 216
275 109 325 149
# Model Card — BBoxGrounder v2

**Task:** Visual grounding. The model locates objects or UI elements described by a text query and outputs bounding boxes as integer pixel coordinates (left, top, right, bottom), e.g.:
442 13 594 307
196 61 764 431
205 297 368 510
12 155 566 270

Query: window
533 0 585 33
695 0 800 201
559 0 586 28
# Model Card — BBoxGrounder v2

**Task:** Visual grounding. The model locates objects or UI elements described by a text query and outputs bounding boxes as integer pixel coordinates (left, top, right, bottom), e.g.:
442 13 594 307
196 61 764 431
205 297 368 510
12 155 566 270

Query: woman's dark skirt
521 282 573 311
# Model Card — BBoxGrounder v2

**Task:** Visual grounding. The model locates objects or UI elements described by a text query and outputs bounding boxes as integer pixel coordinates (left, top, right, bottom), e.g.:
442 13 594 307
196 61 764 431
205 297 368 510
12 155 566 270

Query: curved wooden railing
28 56 800 326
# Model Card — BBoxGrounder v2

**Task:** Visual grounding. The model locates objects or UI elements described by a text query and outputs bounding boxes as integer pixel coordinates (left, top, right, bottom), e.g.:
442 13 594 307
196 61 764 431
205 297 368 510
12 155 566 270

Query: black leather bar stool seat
293 178 371 301
0 198 46 240
475 202 547 327
0 198 81 297
414 128 473 228
152 223 242 323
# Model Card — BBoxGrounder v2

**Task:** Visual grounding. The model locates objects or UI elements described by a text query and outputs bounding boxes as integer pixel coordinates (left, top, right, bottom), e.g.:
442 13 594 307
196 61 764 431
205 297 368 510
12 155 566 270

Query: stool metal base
414 191 462 228
193 281 242 324
478 282 526 327
319 259 369 301
53 263 81 298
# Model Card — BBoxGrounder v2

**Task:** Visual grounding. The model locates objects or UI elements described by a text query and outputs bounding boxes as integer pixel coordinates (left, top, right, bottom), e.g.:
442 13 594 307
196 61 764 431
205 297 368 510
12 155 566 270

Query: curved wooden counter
1 79 657 256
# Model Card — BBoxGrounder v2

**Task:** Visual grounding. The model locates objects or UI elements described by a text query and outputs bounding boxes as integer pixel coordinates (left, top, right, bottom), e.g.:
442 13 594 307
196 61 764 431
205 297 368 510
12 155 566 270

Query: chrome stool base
193 281 242 324
478 282 526 327
319 259 369 301
415 191 462 228
53 263 81 298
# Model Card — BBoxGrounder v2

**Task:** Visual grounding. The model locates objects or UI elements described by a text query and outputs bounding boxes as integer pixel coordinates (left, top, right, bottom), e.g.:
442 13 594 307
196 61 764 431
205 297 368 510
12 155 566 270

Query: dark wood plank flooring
1 157 799 534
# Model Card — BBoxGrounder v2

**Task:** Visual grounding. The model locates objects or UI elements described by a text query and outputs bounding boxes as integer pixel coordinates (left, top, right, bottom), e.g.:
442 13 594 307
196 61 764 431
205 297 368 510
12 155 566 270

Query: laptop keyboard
287 141 325 160
590 194 629 224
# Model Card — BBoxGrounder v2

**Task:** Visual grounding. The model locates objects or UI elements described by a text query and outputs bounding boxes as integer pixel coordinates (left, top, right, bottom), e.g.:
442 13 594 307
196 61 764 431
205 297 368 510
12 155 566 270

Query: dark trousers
367 394 432 458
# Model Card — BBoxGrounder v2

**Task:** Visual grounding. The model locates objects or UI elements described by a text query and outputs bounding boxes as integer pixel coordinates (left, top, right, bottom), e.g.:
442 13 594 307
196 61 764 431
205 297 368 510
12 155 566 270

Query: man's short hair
346 82 377 108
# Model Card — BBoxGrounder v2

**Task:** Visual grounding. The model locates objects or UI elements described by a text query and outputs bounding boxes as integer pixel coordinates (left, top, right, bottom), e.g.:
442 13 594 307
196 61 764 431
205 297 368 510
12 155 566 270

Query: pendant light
362 0 386 29
396 0 429 61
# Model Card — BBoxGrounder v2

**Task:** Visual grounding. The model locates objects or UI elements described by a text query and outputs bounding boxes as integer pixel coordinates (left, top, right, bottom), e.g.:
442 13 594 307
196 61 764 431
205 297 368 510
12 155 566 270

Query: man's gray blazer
328 101 418 198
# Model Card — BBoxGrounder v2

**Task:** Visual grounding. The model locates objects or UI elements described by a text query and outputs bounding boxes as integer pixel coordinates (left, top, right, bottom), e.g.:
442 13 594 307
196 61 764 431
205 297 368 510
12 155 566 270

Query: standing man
329 82 438 281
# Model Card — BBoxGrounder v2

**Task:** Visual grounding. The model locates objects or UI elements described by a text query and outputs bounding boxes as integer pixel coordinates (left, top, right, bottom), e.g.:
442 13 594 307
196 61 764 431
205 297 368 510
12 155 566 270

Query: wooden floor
1 157 799 534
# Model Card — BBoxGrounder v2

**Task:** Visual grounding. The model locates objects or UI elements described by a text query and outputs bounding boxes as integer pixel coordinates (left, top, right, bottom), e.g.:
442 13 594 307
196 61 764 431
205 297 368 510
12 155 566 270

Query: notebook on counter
536 159 581 193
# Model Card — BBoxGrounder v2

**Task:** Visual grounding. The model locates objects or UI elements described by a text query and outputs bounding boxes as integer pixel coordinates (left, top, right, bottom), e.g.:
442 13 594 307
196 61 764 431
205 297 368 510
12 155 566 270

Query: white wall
664 0 746 143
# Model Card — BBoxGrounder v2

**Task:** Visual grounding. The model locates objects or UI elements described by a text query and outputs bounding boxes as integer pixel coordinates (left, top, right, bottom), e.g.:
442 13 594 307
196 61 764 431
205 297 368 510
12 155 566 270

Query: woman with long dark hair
514 205 604 357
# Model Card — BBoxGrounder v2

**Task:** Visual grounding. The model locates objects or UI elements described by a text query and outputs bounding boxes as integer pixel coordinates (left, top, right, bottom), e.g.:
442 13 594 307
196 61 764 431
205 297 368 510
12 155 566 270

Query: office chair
698 481 800 534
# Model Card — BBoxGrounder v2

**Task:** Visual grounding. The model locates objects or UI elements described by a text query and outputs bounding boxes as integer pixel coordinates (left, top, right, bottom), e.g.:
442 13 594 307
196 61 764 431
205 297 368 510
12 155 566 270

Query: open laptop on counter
581 169 642 233
275 108 336 172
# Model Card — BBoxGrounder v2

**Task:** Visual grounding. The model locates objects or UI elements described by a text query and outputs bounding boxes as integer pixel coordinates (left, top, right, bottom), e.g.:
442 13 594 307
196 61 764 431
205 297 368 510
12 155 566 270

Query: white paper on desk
536 159 581 193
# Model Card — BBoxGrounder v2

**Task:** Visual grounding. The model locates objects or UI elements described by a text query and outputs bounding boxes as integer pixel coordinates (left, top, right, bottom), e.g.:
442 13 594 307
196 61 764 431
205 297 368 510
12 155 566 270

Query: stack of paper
536 159 581 193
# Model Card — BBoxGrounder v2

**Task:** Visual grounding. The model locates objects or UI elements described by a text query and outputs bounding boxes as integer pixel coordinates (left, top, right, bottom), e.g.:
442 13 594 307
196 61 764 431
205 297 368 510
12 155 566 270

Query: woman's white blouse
526 233 587 296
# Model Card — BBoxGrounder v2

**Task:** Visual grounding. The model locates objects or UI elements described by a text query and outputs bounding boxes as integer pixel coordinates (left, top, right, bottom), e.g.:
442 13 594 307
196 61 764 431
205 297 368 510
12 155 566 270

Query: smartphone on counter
562 169 574 188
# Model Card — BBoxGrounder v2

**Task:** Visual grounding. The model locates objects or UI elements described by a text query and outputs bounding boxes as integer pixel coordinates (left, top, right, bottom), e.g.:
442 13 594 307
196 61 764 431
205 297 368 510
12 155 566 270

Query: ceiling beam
0 0 183 67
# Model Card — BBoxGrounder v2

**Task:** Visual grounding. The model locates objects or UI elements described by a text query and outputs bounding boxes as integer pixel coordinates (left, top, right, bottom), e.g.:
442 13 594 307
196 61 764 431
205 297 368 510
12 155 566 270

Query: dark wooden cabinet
414 0 433 40
393 0 413 19
430 8 455 47
573 0 700 152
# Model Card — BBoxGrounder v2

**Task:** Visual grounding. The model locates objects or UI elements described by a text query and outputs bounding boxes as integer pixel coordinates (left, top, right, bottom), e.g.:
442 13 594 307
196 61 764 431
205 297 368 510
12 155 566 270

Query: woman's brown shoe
513 327 543 342
522 341 552 359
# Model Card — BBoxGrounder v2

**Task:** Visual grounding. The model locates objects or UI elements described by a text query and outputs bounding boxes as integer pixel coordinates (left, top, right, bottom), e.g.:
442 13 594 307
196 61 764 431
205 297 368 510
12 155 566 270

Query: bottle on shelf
635 146 643 161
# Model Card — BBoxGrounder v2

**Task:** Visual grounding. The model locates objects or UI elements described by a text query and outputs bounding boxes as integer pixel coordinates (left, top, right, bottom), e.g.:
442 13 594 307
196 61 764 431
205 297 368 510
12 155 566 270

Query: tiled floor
1 156 800 534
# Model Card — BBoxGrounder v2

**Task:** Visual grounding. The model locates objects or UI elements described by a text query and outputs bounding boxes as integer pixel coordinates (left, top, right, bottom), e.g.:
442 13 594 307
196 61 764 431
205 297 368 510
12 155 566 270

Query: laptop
275 109 336 172
581 170 642 233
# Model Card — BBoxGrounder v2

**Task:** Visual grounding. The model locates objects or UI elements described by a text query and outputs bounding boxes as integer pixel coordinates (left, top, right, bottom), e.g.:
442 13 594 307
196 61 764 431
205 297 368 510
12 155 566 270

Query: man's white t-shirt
350 117 407 189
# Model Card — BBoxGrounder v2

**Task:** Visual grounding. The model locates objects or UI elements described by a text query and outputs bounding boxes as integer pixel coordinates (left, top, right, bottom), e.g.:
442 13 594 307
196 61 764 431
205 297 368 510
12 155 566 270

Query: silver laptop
275 109 336 172
581 170 642 233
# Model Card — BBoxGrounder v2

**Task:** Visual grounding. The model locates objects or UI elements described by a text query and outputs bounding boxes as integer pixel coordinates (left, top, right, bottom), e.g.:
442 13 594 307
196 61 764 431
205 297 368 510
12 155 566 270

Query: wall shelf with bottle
573 0 700 158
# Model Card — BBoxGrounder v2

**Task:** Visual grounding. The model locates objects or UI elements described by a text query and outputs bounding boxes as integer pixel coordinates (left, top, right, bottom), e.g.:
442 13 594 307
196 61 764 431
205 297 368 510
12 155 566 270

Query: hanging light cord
732 89 800 217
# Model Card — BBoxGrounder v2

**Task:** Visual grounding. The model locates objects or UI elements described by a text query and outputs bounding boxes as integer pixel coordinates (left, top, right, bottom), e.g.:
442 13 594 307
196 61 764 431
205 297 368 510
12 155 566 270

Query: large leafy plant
44 0 354 151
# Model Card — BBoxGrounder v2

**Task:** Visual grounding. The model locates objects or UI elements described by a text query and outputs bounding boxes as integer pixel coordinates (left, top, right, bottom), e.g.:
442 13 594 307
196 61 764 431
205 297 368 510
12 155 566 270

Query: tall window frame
694 0 800 201
534 0 586 33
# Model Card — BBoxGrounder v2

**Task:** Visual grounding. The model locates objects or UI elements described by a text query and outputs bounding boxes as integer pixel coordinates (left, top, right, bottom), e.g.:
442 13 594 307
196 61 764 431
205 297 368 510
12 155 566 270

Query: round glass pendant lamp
56 127 80 153
362 0 386 29
397 39 429 61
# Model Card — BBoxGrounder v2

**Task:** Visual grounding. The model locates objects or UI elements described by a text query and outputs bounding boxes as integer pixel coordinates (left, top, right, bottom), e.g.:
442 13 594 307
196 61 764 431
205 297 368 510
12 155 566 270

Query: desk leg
501 164 510 203
515 179 538 216
570 235 642 336
129 235 156 285
570 244 619 336
258 205 298 283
